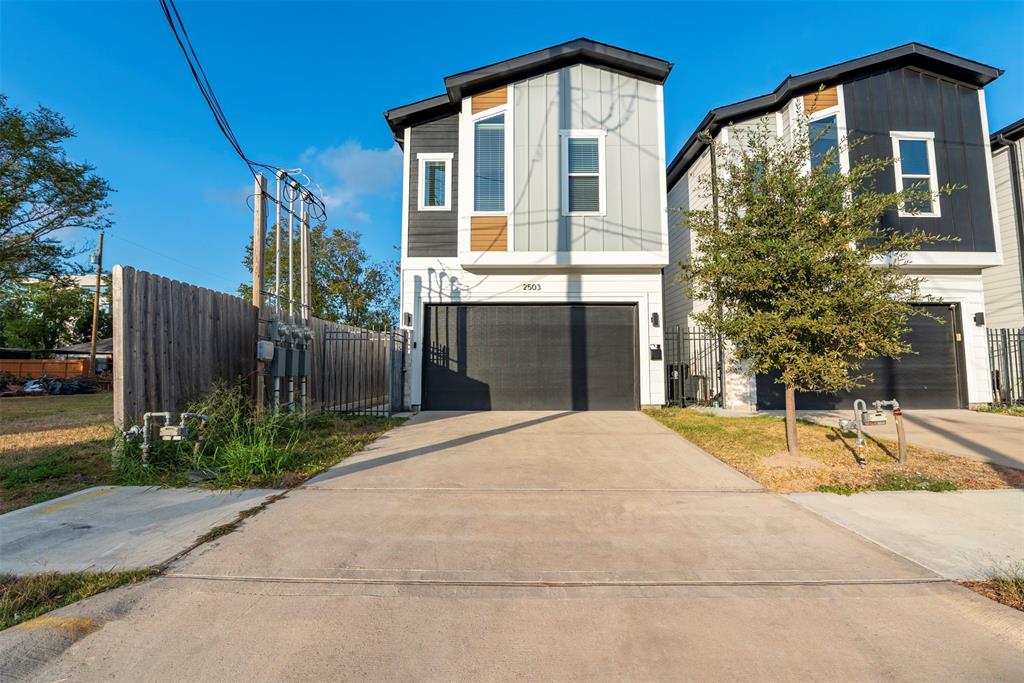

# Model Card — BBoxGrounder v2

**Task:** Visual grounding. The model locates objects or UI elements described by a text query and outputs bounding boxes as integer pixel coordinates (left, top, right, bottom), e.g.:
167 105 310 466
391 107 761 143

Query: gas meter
853 399 887 426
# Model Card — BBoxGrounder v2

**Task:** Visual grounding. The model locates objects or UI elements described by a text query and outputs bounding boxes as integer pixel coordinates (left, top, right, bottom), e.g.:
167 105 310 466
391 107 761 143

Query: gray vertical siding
844 67 996 252
982 142 1024 328
407 115 458 257
512 64 663 252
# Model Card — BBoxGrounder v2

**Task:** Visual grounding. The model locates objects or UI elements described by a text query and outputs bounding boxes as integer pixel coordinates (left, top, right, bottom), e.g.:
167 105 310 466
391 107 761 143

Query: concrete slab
2 578 1021 682
0 486 277 574
785 408 1024 470
788 489 1024 579
175 490 934 583
307 410 762 491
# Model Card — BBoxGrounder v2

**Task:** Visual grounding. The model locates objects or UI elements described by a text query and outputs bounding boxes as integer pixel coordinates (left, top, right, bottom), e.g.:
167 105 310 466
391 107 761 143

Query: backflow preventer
120 412 209 466
838 398 908 466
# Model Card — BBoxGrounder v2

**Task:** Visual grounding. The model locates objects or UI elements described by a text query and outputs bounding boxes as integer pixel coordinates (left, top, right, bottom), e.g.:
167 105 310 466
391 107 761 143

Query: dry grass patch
645 406 1024 493
0 570 154 630
1 394 116 513
960 565 1024 612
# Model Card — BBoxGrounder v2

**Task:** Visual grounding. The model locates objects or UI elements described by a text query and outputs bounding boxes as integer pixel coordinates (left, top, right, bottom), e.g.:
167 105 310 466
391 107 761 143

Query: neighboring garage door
422 304 639 410
756 303 966 410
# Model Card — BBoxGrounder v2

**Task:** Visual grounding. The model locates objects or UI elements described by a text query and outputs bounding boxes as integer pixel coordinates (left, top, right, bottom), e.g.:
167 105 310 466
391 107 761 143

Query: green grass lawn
645 406 1024 493
1 389 403 513
974 404 1024 418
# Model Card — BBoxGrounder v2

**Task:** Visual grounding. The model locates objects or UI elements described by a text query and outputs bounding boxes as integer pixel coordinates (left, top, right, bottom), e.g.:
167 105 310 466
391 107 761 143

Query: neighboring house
663 43 1004 411
983 118 1024 329
385 39 672 410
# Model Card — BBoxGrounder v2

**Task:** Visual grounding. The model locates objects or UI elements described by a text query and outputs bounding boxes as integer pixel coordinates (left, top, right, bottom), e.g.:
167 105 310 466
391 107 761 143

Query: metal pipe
275 171 283 314
288 181 296 321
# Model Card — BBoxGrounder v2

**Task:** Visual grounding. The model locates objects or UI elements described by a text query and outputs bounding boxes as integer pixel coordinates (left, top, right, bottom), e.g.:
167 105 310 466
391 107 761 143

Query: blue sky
3 1 1022 294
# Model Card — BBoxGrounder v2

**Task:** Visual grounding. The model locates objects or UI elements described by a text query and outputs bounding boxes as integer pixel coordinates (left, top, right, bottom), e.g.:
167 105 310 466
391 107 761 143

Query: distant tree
0 278 111 349
0 95 112 288
240 223 398 327
677 116 955 457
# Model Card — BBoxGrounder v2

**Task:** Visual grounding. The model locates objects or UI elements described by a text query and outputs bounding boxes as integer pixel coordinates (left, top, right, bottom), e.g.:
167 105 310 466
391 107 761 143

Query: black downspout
996 134 1024 321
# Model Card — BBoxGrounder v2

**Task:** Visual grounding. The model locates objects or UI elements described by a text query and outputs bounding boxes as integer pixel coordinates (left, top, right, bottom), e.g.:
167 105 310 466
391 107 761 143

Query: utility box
286 348 300 377
860 409 887 426
270 347 287 377
256 340 275 362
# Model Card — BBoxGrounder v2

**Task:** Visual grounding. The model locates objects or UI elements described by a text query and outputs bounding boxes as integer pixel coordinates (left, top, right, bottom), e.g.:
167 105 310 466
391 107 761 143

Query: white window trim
468 101 512 217
560 129 607 217
890 130 941 218
416 152 453 211
804 87 850 174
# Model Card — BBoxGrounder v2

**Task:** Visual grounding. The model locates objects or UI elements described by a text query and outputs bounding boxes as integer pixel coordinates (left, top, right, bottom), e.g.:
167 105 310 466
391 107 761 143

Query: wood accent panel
471 87 507 114
803 87 839 114
470 216 508 251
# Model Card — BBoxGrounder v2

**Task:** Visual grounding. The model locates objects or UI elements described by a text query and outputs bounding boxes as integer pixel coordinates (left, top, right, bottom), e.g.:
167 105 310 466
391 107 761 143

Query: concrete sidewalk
789 489 1024 579
2 411 1021 682
0 486 277 574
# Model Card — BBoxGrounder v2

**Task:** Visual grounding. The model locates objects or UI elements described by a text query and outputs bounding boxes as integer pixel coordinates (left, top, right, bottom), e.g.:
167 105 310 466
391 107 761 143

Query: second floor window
417 153 452 211
561 130 606 216
809 114 840 173
474 114 505 212
891 132 940 218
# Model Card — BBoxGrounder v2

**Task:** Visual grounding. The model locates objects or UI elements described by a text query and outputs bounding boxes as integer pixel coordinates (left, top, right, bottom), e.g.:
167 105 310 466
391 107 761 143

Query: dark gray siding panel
408 115 458 257
844 67 995 252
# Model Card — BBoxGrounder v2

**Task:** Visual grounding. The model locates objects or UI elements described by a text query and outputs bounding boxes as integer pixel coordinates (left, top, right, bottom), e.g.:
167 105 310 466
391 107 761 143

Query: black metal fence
664 326 723 407
988 327 1024 406
319 327 408 416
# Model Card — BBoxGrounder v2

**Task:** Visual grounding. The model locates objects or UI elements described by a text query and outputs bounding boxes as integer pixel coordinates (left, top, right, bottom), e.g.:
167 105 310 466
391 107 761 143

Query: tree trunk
784 385 800 457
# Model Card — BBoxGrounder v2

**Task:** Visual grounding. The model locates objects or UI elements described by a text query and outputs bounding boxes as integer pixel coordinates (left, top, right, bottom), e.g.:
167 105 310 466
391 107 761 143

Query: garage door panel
756 304 963 410
423 304 638 411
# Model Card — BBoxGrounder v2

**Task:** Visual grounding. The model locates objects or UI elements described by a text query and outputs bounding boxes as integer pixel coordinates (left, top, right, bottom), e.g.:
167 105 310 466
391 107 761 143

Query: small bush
115 382 401 488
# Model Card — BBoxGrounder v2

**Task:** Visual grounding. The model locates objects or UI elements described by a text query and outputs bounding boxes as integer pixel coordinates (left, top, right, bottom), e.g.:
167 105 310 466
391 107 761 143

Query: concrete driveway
2 411 1022 682
793 408 1024 470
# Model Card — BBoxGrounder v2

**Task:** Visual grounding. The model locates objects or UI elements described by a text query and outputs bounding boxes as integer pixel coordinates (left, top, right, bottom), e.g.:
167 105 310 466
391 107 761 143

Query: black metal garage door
422 304 639 410
756 303 966 410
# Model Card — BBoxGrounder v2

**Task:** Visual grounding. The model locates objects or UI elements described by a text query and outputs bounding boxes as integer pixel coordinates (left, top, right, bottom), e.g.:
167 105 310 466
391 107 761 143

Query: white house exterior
663 44 1004 411
385 39 672 410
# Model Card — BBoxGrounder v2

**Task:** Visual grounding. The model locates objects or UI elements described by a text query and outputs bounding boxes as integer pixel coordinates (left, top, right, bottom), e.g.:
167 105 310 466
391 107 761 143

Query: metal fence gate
664 326 723 407
320 328 407 416
988 327 1024 406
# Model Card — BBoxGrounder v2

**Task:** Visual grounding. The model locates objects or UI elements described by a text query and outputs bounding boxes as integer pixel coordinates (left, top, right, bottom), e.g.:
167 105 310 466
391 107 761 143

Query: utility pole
89 231 105 376
252 173 268 413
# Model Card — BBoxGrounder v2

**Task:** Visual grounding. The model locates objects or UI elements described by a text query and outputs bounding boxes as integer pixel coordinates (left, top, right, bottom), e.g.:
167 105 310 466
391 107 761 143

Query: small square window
417 153 452 211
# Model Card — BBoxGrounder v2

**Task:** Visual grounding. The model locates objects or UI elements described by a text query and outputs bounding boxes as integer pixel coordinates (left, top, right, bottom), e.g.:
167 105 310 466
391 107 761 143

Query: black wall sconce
650 312 660 328
973 312 985 327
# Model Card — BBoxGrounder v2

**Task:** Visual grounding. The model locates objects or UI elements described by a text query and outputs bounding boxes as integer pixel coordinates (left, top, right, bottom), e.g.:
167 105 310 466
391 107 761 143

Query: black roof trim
991 117 1024 149
385 38 673 141
666 42 1004 188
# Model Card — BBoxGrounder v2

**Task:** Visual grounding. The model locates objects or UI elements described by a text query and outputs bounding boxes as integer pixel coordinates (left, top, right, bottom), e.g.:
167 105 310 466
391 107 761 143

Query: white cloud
308 141 403 224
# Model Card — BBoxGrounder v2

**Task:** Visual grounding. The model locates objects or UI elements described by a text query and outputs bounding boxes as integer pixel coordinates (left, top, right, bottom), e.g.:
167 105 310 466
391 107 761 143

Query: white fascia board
458 250 670 269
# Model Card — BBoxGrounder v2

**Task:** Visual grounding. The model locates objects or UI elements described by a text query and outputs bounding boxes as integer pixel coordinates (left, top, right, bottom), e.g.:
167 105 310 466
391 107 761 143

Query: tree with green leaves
0 277 111 349
677 116 955 457
0 95 111 288
239 224 398 328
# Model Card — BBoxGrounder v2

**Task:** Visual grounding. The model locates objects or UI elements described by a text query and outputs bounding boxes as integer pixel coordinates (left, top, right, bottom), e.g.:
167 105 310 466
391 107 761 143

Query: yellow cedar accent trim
804 87 839 114
470 216 508 251
471 87 508 114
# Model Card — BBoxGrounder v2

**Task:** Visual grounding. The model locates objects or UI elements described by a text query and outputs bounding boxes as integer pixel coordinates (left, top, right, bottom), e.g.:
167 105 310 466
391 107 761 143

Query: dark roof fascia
666 43 1004 188
384 38 673 140
991 117 1024 149
443 37 673 101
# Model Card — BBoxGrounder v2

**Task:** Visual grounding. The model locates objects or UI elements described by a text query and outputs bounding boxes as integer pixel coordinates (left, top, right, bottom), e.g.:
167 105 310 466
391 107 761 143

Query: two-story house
385 39 672 410
662 43 1004 411
983 117 1024 329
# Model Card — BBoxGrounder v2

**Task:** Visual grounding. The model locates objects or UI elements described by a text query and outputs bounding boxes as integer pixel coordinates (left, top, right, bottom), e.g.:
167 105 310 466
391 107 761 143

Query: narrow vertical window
891 132 940 217
417 153 452 211
474 114 505 212
809 114 840 173
560 130 606 216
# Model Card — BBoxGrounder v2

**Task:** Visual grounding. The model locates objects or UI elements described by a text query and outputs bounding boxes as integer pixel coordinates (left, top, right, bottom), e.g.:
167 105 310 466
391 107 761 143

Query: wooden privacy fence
113 266 258 428
0 359 90 379
113 265 405 428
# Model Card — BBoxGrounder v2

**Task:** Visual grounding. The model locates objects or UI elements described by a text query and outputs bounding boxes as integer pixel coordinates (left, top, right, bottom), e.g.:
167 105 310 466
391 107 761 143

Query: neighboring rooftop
384 38 674 141
666 42 1004 187
991 117 1024 149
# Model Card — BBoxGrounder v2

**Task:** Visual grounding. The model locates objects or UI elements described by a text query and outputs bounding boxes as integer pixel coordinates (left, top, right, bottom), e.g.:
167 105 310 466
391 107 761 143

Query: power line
157 0 328 218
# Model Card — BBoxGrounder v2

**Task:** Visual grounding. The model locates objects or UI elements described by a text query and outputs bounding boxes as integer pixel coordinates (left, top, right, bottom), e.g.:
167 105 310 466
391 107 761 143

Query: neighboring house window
560 130 606 216
809 114 840 173
891 131 940 217
474 114 505 212
417 153 452 211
